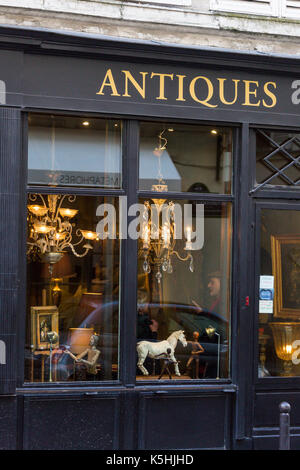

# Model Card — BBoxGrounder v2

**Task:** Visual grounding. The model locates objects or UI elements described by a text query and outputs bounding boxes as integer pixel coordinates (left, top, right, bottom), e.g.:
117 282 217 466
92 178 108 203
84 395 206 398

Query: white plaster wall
0 1 299 55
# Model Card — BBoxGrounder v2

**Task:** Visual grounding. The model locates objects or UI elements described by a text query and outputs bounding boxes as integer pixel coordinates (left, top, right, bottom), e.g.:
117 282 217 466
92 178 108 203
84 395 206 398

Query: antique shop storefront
1 26 300 450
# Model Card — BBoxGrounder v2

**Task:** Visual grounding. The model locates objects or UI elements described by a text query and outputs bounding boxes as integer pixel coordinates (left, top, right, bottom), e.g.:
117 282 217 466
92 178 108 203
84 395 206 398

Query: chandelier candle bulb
162 224 171 248
185 226 193 250
59 208 78 218
285 345 292 355
55 232 64 240
28 205 48 217
27 194 96 268
80 230 98 240
142 224 150 249
33 223 52 234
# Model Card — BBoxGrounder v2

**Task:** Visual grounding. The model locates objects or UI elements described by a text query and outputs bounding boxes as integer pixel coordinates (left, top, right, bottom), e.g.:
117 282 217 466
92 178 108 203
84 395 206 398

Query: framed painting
271 234 300 319
31 306 59 350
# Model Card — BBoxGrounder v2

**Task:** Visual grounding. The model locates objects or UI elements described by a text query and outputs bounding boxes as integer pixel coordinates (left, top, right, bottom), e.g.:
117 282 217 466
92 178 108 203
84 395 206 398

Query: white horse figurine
137 330 187 376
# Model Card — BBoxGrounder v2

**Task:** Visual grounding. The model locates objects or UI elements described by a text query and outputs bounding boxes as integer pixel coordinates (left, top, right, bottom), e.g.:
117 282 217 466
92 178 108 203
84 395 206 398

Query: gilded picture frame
31 306 59 350
271 234 300 319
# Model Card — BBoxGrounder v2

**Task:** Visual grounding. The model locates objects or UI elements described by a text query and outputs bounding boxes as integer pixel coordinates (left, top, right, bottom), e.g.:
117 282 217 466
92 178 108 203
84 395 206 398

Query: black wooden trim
138 191 233 202
119 120 139 389
230 127 240 382
0 107 22 394
20 101 300 129
1 25 300 75
234 122 254 441
251 190 300 200
253 201 300 390
24 108 241 129
26 185 126 197
16 112 28 388
22 392 121 450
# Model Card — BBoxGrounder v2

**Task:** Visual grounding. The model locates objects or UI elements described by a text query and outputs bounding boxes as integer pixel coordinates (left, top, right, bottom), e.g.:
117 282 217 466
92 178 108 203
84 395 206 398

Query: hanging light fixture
140 129 194 283
27 194 98 275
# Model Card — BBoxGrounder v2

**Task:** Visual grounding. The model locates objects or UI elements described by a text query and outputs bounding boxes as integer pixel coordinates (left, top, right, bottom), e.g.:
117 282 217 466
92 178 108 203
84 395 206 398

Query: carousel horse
137 330 187 376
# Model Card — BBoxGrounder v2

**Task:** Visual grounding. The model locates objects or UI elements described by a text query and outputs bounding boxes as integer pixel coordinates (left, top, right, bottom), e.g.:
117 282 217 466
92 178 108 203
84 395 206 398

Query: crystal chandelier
140 130 194 283
27 194 98 275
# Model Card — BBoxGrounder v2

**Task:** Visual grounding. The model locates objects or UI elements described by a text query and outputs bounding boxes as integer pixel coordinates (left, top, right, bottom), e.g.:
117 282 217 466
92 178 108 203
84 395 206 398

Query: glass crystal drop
189 257 194 273
143 261 150 273
155 271 162 283
162 260 168 271
167 262 173 274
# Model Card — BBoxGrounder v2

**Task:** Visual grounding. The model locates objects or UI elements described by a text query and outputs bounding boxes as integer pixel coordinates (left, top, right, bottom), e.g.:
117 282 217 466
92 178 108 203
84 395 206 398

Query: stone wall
0 1 299 54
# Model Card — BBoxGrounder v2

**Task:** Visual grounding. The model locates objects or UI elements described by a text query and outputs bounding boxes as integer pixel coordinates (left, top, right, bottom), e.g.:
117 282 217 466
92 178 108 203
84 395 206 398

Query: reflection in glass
136 200 232 381
28 114 122 188
25 194 120 383
139 123 232 194
259 209 300 377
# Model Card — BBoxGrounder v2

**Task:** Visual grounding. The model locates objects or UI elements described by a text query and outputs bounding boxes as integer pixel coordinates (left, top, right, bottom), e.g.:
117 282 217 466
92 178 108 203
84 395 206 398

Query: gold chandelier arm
37 237 49 254
70 229 85 247
58 232 73 250
54 194 68 219
171 251 192 262
28 193 47 210
68 243 92 258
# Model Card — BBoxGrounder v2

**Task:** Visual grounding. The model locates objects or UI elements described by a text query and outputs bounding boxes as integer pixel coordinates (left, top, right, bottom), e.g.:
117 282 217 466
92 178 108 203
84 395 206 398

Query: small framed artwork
31 306 59 350
271 234 300 319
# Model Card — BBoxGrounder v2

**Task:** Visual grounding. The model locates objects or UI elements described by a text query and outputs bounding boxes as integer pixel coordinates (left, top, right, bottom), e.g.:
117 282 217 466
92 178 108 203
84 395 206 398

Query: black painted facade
0 26 300 450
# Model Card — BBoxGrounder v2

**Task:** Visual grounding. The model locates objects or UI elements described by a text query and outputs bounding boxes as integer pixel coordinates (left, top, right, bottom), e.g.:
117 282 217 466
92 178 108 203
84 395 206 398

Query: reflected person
193 271 221 316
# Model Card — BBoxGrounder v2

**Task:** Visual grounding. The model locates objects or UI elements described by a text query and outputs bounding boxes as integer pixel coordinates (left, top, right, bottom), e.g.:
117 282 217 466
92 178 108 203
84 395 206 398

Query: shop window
255 129 300 191
136 123 232 381
28 114 122 189
25 114 122 383
139 123 232 194
258 209 300 378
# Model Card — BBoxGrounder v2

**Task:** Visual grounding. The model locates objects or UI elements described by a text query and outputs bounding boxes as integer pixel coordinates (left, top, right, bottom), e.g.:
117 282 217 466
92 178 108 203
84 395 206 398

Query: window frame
135 119 238 385
251 125 300 387
21 111 127 388
254 201 300 387
19 111 239 390
250 126 300 200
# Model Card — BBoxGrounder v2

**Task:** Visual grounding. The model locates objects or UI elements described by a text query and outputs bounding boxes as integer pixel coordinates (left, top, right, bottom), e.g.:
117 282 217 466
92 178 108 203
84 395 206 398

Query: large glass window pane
28 114 122 188
139 123 232 194
25 194 120 382
136 199 231 381
259 209 300 378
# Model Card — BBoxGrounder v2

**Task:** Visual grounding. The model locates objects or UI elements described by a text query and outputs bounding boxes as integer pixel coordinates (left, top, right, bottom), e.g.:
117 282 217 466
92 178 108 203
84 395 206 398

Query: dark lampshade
40 253 75 279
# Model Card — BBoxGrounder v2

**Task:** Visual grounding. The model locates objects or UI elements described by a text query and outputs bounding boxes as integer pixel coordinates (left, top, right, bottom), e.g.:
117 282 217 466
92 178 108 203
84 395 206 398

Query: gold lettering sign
96 68 278 109
122 70 148 99
96 69 120 96
150 73 174 100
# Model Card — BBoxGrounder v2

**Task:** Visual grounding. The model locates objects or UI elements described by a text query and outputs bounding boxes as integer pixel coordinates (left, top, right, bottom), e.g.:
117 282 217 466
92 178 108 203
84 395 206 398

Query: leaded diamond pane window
255 130 300 190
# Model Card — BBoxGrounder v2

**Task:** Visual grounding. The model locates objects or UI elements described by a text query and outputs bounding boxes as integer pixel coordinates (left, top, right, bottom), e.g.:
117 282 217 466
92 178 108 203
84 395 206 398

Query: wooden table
31 350 56 382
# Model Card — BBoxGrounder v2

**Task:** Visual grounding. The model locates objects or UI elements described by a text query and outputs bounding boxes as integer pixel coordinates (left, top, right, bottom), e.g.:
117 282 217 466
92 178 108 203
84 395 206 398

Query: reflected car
68 299 229 380
144 302 229 378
